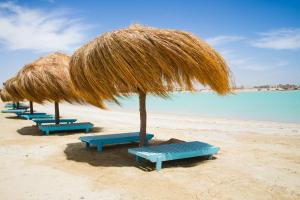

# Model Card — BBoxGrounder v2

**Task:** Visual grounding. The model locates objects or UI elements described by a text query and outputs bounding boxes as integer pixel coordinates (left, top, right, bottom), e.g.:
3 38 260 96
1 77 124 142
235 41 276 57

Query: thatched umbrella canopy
0 88 12 102
4 77 24 108
16 52 81 123
70 24 232 146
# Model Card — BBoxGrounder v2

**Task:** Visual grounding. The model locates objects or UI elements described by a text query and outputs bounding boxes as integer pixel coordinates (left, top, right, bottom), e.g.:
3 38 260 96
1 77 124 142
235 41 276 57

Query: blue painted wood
1 109 27 113
5 103 27 108
80 132 154 152
20 114 53 120
32 118 77 126
128 141 220 171
39 122 94 135
16 112 46 116
4 105 28 109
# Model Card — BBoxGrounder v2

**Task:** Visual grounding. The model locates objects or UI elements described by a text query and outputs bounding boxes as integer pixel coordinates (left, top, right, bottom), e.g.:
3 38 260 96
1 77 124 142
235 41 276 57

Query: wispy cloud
0 1 89 52
206 35 244 46
220 49 288 71
251 28 300 50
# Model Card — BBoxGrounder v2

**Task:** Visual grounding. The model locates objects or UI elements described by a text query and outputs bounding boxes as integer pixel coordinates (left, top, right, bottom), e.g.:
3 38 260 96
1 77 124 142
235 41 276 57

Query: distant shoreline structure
172 84 300 93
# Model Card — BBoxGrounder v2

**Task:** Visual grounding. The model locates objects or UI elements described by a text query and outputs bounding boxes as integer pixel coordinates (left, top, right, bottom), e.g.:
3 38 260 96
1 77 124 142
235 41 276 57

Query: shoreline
34 103 300 136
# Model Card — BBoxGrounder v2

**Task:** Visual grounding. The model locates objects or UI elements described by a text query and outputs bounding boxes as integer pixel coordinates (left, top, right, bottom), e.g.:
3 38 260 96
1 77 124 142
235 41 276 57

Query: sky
0 0 299 87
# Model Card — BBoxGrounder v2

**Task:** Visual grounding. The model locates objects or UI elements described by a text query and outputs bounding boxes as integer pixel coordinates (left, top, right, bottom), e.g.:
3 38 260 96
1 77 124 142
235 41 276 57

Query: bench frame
39 123 94 135
21 114 54 120
128 141 220 171
80 132 154 152
33 118 77 126
1 109 27 113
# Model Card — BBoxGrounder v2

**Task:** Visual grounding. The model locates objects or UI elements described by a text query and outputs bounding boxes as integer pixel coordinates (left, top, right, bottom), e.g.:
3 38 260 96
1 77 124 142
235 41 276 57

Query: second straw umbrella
17 52 81 124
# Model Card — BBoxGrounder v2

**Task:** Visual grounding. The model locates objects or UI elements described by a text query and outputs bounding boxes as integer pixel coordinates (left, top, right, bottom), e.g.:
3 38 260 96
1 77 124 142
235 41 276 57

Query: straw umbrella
0 88 12 102
70 24 232 146
5 77 24 109
16 52 80 124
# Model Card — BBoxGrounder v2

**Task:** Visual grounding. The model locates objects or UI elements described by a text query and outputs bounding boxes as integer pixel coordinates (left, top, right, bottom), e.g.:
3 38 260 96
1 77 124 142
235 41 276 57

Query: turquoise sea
109 90 300 123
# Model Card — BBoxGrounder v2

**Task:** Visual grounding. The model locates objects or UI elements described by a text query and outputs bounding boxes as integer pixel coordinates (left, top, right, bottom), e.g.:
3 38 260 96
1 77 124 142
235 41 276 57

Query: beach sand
0 102 300 200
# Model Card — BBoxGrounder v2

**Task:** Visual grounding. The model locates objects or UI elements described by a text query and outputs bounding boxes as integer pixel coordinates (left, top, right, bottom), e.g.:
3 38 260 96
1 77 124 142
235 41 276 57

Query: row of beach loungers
1 102 219 171
1 104 93 135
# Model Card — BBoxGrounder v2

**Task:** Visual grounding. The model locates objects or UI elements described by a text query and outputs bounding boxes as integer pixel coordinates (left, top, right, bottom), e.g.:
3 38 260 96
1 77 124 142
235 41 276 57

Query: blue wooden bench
80 132 154 152
128 141 220 171
5 103 27 108
20 114 53 120
16 112 46 116
4 105 28 109
32 118 77 126
1 109 28 113
39 122 94 135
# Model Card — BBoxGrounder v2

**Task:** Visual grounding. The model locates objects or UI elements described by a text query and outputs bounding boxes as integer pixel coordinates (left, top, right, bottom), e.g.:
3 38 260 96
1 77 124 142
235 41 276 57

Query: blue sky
0 0 299 87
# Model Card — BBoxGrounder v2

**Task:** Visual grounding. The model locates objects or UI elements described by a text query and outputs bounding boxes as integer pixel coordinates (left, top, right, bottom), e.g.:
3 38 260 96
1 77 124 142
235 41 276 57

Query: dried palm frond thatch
17 52 80 104
70 24 232 145
5 77 24 102
0 88 12 102
17 52 82 123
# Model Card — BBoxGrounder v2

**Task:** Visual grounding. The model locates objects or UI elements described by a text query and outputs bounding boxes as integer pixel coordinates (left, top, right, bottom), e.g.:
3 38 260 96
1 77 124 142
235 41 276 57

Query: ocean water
108 90 300 123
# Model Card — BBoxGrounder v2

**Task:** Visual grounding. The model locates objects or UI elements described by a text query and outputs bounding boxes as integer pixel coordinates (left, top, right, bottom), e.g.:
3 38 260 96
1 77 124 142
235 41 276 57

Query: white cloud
220 49 288 71
251 28 300 50
206 35 244 46
0 1 88 52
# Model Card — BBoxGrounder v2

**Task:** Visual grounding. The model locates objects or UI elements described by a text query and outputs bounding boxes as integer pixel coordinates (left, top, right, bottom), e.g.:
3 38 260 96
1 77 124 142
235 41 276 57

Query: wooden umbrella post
139 91 147 147
54 102 60 125
29 101 33 114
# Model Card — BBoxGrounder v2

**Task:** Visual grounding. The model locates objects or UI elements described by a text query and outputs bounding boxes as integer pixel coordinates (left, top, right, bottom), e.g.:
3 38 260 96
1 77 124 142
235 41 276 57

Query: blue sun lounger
4 105 28 109
5 103 15 107
128 141 220 171
32 118 77 126
5 103 27 108
80 132 154 152
39 122 94 135
16 112 46 116
20 114 54 120
1 109 28 113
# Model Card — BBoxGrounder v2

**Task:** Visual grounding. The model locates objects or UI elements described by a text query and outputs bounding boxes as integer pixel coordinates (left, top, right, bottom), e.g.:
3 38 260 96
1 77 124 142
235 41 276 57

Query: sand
0 102 300 200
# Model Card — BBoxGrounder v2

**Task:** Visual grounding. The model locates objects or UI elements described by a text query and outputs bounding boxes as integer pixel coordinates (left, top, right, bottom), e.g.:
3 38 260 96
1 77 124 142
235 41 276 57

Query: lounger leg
208 155 213 160
85 128 90 133
156 161 162 172
85 142 90 148
45 131 49 136
97 144 103 152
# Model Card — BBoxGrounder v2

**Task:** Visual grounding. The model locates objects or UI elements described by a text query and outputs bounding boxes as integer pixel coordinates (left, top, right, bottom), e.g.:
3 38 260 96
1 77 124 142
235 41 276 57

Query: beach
0 102 300 200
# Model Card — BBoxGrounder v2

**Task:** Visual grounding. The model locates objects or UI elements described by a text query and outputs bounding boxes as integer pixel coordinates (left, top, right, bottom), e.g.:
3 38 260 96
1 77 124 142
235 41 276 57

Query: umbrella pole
29 101 33 114
139 91 147 147
54 102 60 125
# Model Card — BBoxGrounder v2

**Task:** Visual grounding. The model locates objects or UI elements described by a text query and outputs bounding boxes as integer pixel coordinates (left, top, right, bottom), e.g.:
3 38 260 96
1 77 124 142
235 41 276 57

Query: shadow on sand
5 116 25 120
64 138 214 171
17 126 104 136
